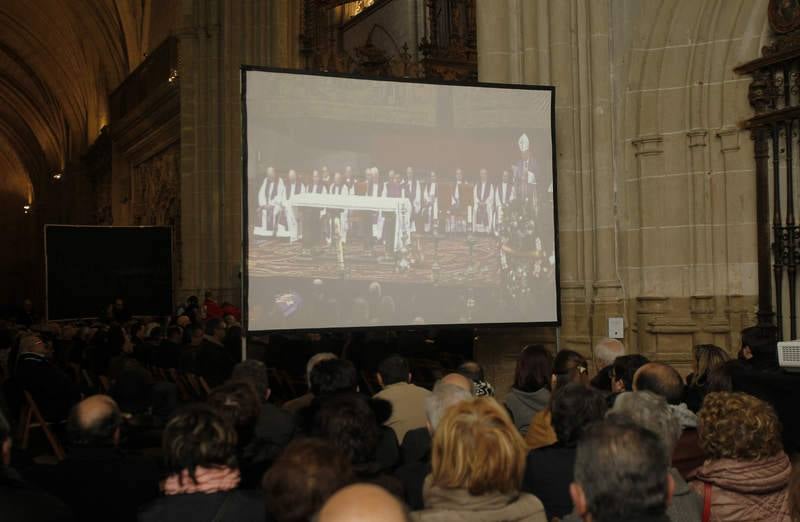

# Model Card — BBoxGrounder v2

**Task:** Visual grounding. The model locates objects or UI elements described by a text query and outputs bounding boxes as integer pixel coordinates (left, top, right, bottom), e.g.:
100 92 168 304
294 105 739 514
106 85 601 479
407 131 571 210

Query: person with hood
503 345 552 435
689 391 792 521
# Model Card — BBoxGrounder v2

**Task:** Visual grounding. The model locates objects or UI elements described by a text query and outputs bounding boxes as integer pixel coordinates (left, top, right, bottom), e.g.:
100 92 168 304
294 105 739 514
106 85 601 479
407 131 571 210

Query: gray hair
306 352 337 387
424 381 473 430
609 391 682 455
594 338 625 366
575 419 670 521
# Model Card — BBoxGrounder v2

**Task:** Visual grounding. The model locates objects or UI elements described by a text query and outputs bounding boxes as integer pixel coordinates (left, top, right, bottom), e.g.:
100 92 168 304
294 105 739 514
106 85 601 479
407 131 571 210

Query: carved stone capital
716 127 741 153
687 129 708 148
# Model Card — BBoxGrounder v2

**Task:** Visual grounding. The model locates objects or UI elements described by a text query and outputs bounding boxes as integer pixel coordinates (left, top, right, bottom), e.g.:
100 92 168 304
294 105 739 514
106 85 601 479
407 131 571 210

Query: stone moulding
632 135 664 156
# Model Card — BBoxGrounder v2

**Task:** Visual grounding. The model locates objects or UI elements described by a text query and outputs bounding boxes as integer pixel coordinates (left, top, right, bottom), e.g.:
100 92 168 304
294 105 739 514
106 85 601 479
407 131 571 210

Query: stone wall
475 0 770 393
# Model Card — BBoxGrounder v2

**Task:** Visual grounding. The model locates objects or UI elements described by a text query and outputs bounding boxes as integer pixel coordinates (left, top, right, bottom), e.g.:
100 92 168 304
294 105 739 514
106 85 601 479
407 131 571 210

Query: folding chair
18 391 65 461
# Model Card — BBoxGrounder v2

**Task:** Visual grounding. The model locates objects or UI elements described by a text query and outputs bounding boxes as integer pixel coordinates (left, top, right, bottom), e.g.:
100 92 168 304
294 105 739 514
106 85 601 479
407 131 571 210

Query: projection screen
243 68 559 332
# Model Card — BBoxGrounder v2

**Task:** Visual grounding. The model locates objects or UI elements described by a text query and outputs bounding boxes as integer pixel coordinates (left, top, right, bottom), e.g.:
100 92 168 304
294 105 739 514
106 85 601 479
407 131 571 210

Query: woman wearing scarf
138 404 265 522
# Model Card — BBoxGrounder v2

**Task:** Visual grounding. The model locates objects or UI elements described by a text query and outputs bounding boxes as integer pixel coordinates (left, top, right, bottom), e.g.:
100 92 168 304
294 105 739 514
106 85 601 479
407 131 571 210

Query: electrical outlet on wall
608 317 624 339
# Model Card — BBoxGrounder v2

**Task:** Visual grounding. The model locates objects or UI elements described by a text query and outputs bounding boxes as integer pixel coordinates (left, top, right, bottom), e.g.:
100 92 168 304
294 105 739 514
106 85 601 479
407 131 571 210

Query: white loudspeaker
777 341 800 372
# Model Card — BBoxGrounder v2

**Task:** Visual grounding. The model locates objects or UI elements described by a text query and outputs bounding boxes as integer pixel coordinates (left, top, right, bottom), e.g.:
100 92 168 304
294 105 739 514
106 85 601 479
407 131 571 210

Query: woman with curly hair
690 392 791 521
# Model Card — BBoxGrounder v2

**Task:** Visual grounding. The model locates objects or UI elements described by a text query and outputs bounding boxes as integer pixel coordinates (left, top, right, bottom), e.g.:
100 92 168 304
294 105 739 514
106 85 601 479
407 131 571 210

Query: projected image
244 70 557 331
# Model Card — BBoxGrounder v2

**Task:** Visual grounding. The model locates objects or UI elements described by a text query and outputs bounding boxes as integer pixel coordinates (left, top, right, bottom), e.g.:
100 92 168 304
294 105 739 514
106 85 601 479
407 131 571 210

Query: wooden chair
18 391 65 461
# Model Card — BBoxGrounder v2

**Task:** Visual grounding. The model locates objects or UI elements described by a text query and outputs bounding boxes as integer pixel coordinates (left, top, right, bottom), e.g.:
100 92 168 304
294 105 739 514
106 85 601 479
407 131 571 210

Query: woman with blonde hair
412 397 547 522
685 344 729 412
690 392 791 521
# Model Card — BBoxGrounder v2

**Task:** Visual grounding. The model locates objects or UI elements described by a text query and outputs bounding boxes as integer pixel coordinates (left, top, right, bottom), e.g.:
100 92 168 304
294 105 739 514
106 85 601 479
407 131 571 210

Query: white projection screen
242 68 559 332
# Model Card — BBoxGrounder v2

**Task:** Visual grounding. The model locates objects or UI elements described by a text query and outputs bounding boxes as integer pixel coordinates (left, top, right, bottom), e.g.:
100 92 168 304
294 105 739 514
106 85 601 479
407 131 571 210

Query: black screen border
241 65 560 335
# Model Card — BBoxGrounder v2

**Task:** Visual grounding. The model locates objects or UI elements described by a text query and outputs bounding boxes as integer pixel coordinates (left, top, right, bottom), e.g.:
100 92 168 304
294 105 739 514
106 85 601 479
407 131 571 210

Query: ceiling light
53 172 62 180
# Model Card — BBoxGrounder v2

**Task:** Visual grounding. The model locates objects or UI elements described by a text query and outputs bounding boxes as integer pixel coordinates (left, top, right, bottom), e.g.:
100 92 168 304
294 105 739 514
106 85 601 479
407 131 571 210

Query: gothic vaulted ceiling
0 0 149 204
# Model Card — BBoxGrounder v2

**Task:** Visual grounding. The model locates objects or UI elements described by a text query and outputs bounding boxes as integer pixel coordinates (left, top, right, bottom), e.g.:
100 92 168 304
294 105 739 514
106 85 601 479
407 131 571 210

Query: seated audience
570 418 674 522
155 325 183 369
46 395 160 522
633 362 704 477
262 438 354 522
139 404 265 522
523 383 606 520
525 349 589 450
590 338 625 391
180 319 234 387
790 465 800 522
395 378 474 509
412 397 547 521
15 334 80 422
311 391 402 496
282 352 337 413
374 354 432 444
504 344 553 435
203 291 224 320
0 410 73 522
706 359 744 393
230 360 295 464
685 344 729 412
130 322 153 366
689 391 792 521
207 381 265 488
457 360 495 397
318 483 411 522
602 391 703 522
607 354 649 405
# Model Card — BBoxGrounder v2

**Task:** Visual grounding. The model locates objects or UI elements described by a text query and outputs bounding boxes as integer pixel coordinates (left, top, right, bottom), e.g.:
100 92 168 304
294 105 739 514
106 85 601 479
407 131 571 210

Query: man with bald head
317 484 410 522
633 362 704 478
45 395 159 522
395 375 474 509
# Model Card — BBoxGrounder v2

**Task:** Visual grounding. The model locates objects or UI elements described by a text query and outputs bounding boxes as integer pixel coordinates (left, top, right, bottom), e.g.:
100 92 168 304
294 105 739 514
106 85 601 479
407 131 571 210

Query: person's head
67 395 122 448
22 298 33 313
431 397 526 496
698 391 783 460
334 172 343 185
479 168 488 182
610 391 682 456
19 334 47 356
263 438 354 522
406 166 414 179
425 381 473 432
189 324 204 345
518 133 530 159
551 349 589 390
429 171 437 182
706 359 744 393
457 361 494 396
163 404 238 480
166 325 183 344
205 318 226 342
305 352 337 389
455 168 463 181
610 354 650 393
204 291 214 301
310 358 357 396
288 169 297 183
440 372 473 393
593 338 626 370
551 383 606 446
114 297 125 310
176 315 191 328
513 344 553 393
740 325 778 367
690 344 730 384
312 170 321 184
571 419 674 522
317 483 410 522
312 392 380 466
231 359 270 401
0 410 10 466
632 362 685 405
267 166 276 180
207 381 261 448
376 354 410 387
502 170 510 183
130 322 146 341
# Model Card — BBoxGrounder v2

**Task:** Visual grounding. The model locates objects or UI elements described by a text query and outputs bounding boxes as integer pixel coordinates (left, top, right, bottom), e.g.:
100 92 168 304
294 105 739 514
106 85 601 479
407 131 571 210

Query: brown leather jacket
689 452 792 522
